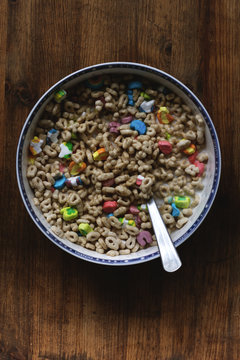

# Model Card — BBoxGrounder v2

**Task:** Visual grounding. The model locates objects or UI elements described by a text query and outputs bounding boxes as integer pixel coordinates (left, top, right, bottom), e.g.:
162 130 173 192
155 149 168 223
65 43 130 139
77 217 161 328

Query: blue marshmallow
130 119 147 135
107 213 114 218
127 89 134 106
53 175 66 190
171 203 180 217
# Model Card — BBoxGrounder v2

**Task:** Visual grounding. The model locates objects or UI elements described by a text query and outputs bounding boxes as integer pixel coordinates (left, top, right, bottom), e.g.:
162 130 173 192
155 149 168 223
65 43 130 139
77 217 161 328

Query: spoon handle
147 198 182 272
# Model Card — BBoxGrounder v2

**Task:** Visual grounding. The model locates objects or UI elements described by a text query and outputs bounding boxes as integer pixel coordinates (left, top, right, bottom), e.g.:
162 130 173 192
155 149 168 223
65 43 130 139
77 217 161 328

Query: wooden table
1 1 239 359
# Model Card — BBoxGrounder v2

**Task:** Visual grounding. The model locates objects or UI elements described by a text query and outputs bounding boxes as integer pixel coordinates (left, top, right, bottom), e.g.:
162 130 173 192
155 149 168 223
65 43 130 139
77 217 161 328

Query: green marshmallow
173 196 191 208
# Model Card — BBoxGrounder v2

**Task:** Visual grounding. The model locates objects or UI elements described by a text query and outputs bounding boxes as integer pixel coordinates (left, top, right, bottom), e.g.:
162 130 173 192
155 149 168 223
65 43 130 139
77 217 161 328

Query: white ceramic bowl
16 62 221 266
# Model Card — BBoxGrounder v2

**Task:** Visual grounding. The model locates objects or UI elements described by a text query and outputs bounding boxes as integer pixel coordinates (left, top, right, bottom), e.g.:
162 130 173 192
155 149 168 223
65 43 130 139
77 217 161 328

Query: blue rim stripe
16 62 221 266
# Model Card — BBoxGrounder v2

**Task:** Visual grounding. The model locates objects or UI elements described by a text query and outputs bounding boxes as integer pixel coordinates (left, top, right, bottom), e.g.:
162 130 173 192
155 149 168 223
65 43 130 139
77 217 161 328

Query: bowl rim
16 61 221 266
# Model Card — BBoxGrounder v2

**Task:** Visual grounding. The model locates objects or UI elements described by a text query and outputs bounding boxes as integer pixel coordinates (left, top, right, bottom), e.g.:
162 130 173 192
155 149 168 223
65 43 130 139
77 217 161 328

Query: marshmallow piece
136 175 145 186
54 89 67 103
29 136 43 155
171 203 180 217
102 201 118 213
183 144 196 155
121 116 133 124
137 230 153 246
158 140 172 155
47 129 59 144
173 196 191 208
69 161 86 176
157 106 174 124
129 205 140 215
139 100 155 113
59 142 73 158
60 207 78 221
65 176 83 188
53 175 66 190
130 119 147 135
93 148 108 161
194 160 205 177
78 223 93 235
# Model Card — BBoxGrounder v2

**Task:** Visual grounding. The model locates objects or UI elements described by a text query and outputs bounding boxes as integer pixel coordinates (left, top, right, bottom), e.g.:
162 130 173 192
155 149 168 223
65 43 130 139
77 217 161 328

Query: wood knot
14 81 35 106
5 79 12 94
164 42 172 56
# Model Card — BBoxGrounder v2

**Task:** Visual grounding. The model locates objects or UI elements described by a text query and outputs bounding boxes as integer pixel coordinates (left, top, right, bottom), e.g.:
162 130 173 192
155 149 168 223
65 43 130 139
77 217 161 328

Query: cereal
27 75 208 256
183 144 196 155
130 119 147 135
136 230 153 246
65 176 83 187
54 89 67 103
53 175 66 190
157 106 174 124
194 160 205 177
78 223 93 235
139 100 155 113
93 148 108 161
47 129 59 143
29 136 43 155
69 161 86 176
59 142 73 158
171 203 180 217
60 207 78 221
102 201 118 213
158 141 172 155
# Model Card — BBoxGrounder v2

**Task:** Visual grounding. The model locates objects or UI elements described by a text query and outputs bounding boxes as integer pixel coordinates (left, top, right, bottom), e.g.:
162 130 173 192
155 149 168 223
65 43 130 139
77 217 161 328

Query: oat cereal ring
65 231 79 243
125 225 139 236
106 250 119 257
140 177 153 193
113 206 127 217
86 231 100 242
32 177 44 192
27 165 37 178
98 237 108 250
86 242 96 250
115 185 131 197
86 149 93 163
162 213 175 225
105 236 120 250
51 226 64 238
161 204 172 214
115 174 129 184
68 193 81 206
126 236 136 249
108 216 122 229
176 217 188 229
119 249 131 255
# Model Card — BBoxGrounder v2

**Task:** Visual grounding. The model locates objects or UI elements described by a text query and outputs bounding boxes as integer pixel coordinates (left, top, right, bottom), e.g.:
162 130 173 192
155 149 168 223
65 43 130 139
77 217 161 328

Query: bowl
16 62 221 266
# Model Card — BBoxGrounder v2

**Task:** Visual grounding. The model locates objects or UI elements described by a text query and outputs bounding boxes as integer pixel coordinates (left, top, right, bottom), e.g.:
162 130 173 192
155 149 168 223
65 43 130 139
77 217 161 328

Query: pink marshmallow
194 160 205 177
188 151 199 164
121 116 133 124
137 230 153 246
158 140 172 155
129 205 140 215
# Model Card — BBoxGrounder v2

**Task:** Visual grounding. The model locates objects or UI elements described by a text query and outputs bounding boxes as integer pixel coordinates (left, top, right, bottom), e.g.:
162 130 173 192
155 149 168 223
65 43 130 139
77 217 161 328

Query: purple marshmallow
137 230 153 246
121 116 133 124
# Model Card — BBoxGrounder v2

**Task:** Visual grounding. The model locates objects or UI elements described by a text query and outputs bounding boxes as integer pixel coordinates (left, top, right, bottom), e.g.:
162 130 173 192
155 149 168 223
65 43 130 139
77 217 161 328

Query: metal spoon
147 198 182 272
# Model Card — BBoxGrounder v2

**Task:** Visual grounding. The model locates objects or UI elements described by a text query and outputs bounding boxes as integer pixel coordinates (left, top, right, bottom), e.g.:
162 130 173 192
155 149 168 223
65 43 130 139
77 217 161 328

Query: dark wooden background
1 1 239 359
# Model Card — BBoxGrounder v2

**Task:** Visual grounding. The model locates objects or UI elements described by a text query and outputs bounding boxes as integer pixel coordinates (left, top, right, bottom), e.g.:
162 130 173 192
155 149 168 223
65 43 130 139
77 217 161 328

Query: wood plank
0 0 240 359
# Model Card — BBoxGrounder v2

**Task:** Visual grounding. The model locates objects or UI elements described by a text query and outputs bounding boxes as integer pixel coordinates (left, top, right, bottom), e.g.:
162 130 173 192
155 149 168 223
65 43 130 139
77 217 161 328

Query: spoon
147 198 182 272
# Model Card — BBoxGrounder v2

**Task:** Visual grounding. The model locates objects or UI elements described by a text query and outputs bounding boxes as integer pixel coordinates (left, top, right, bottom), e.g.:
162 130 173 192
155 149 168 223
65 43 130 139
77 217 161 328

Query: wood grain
1 0 240 359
